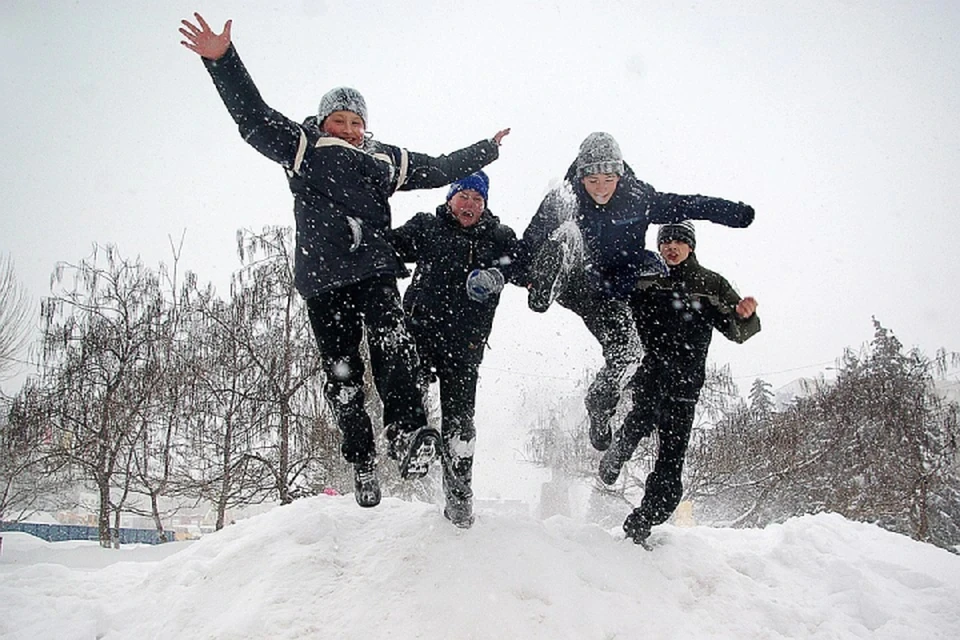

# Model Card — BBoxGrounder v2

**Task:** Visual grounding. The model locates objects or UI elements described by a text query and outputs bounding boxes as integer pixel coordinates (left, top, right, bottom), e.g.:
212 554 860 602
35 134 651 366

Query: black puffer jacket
202 46 500 299
628 253 761 400
389 205 519 365
520 161 754 299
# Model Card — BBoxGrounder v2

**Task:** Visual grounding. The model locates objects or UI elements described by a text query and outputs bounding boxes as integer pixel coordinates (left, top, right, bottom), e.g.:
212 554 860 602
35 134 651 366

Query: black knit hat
657 221 696 250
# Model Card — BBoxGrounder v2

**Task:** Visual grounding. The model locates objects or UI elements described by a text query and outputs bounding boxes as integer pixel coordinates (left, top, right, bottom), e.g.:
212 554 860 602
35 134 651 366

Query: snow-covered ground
2 496 958 639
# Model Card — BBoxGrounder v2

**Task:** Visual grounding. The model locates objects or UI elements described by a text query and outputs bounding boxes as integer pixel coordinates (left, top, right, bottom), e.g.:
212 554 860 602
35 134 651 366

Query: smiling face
659 239 693 266
448 189 485 227
321 110 366 147
580 173 620 205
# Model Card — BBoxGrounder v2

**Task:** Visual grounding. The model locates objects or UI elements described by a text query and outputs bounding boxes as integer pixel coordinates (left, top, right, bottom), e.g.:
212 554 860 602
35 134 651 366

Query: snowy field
2 497 959 639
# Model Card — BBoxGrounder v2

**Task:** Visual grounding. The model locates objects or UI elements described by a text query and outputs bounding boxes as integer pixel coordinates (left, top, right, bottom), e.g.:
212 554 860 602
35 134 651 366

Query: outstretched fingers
178 12 232 59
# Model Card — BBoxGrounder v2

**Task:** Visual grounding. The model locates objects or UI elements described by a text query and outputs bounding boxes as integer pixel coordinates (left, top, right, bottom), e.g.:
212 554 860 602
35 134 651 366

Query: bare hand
492 128 511 146
736 296 758 319
179 13 232 60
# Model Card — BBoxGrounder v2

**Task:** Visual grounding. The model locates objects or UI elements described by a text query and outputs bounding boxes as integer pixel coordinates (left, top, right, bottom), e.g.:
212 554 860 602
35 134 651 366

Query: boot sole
399 428 441 479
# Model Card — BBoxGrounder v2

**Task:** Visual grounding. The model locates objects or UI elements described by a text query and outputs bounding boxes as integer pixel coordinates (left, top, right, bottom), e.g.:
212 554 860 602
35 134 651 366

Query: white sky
3 8 959 635
3 1 960 396
2 499 959 639
2 0 960 500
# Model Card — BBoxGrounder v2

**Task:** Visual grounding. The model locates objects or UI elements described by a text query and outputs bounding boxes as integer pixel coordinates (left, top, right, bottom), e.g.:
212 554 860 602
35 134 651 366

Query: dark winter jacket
389 205 519 365
520 162 754 299
628 253 760 400
201 46 500 300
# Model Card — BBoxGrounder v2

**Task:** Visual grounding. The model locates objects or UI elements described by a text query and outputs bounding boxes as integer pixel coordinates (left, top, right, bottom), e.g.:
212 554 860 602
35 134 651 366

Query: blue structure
0 521 169 545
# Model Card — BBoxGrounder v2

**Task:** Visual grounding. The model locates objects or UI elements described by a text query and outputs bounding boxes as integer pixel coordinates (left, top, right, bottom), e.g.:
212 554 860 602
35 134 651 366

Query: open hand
179 12 232 60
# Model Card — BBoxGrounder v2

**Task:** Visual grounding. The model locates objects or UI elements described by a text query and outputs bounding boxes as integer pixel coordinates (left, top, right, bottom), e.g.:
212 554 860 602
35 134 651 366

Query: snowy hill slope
2 496 959 639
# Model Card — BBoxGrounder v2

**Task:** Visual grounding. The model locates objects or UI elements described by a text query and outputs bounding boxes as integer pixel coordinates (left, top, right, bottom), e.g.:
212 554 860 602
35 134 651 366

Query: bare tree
230 227 329 504
0 253 33 382
122 241 196 542
178 282 276 529
1 380 72 521
38 245 169 547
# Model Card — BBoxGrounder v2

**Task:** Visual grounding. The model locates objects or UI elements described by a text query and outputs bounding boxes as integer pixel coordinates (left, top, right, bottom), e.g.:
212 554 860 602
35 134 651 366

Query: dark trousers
434 360 478 500
306 276 426 465
618 360 697 527
558 271 640 424
415 340 479 501
535 231 640 425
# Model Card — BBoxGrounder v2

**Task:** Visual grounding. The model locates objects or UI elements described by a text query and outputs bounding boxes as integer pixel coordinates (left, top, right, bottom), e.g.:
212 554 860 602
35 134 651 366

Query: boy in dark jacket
599 221 760 547
389 172 519 528
180 14 510 508
519 132 755 456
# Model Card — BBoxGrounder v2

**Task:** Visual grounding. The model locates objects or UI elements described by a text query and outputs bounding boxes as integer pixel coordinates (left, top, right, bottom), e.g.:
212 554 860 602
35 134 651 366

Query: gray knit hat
317 87 368 125
575 132 624 178
657 221 696 250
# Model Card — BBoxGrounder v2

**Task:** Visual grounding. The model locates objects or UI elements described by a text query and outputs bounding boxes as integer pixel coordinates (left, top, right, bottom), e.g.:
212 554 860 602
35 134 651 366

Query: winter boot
527 240 565 313
585 376 620 452
443 497 475 529
389 426 441 479
598 433 632 485
623 511 652 549
588 411 612 452
441 452 475 529
353 459 381 508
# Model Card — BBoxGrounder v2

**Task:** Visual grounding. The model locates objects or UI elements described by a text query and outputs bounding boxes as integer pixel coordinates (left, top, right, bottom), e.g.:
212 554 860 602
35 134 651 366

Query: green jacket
629 253 760 399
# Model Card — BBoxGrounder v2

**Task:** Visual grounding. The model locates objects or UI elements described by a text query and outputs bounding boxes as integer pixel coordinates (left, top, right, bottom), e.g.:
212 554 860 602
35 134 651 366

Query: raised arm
399 129 509 192
179 13 301 168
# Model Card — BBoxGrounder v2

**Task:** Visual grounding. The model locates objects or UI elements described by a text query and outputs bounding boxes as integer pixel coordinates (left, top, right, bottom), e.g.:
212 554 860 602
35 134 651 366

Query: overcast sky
3 0 959 404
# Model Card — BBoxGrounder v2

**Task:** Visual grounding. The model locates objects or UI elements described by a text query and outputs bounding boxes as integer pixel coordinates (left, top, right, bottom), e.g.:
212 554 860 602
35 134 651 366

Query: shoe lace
356 464 376 485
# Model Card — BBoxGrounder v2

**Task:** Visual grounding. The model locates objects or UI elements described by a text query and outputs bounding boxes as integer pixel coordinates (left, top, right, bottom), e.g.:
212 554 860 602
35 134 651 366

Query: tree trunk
150 491 169 543
97 477 112 548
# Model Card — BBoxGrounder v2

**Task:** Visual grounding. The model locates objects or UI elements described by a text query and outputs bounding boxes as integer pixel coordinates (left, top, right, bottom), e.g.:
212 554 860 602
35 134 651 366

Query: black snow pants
617 358 698 527
306 276 427 465
533 227 641 427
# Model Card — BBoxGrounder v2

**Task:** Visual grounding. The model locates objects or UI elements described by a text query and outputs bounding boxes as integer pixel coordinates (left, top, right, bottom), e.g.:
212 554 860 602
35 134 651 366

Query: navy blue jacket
520 161 754 299
202 46 500 299
389 205 519 365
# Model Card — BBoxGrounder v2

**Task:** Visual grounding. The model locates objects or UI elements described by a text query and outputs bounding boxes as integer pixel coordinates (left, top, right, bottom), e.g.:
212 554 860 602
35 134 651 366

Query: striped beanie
657 221 696 250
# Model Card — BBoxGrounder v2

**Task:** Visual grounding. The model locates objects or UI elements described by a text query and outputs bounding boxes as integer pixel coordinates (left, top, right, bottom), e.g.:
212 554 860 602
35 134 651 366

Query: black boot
527 240 565 313
623 510 651 548
598 433 631 485
353 458 381 508
443 495 475 529
588 408 613 452
442 460 475 529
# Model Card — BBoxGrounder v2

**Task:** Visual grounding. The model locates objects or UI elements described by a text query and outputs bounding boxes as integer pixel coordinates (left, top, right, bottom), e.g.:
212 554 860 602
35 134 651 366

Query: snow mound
4 496 957 639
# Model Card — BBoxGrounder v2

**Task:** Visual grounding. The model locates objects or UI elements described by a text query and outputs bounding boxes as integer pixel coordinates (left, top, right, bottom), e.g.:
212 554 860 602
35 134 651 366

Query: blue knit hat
446 171 489 203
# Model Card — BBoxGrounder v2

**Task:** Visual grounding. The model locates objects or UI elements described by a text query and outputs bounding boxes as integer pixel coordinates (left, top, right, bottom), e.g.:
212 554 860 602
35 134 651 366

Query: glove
636 249 668 277
346 216 362 252
465 268 505 302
